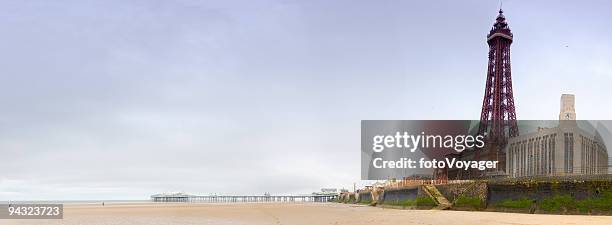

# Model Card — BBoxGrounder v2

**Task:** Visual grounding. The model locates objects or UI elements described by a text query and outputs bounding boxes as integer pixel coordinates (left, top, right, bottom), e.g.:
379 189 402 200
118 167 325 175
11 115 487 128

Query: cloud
0 0 611 199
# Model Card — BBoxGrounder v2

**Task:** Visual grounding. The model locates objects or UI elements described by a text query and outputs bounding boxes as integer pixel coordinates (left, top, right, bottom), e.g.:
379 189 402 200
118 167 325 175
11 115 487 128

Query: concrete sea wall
341 179 611 215
357 190 372 204
485 180 612 215
434 180 612 215
377 186 435 209
379 187 417 209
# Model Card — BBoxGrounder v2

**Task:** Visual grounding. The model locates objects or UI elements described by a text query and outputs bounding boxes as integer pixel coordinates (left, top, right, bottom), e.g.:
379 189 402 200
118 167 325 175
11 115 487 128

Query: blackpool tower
478 9 519 144
474 9 519 176
437 9 520 179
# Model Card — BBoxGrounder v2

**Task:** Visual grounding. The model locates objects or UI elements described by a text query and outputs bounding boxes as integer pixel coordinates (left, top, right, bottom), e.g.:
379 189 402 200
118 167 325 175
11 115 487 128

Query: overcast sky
1 0 611 200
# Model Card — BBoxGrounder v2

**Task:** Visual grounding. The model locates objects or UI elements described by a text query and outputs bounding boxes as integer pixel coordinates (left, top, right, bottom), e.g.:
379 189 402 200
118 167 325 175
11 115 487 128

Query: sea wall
378 187 418 209
486 180 612 215
357 190 372 204
432 180 612 215
341 178 611 215
377 186 435 209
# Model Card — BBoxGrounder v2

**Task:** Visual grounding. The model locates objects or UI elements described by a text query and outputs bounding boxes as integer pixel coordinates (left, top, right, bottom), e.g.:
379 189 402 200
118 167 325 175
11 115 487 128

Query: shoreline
3 202 611 225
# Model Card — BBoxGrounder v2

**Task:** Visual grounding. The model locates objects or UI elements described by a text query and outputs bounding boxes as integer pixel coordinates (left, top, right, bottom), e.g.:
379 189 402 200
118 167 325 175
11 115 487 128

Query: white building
505 94 608 177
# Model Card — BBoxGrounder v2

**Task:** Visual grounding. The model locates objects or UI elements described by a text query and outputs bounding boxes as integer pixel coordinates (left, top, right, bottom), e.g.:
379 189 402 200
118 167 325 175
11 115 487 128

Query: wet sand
4 202 611 225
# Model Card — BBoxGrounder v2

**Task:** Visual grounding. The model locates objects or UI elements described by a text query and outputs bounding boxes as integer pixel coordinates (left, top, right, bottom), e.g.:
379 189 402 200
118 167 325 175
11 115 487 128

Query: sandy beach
3 203 611 225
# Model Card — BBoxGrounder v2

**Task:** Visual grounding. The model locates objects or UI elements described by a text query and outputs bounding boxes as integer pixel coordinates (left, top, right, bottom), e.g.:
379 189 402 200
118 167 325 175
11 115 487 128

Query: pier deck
151 193 337 203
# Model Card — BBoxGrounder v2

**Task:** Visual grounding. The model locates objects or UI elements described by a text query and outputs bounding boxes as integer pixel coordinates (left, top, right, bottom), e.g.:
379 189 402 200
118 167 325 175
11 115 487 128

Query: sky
0 0 611 200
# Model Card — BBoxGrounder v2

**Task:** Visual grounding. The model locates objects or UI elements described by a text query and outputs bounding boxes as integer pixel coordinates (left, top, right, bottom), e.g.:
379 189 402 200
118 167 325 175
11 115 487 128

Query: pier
151 193 337 203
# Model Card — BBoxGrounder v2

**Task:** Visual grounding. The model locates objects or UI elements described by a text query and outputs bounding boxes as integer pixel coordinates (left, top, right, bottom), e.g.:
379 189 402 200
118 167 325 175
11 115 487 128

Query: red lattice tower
478 9 519 144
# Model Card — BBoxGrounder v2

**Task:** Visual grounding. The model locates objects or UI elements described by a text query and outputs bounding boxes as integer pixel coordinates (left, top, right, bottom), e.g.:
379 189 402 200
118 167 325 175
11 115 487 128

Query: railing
383 178 474 189
382 169 611 188
488 173 612 183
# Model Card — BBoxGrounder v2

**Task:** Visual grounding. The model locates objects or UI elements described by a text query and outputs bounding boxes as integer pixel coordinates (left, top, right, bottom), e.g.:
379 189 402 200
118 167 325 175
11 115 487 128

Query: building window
564 133 574 174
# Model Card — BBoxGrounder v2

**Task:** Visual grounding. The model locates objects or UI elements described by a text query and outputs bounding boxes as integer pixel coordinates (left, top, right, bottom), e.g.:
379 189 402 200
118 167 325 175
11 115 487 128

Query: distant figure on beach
102 202 105 206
